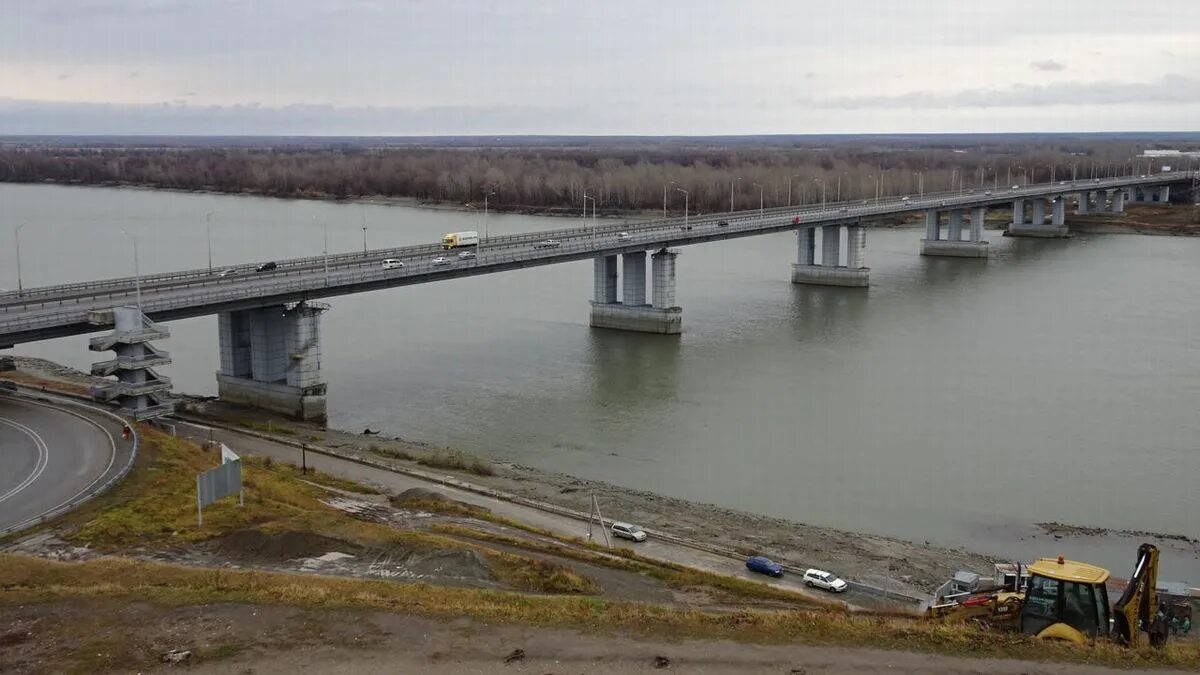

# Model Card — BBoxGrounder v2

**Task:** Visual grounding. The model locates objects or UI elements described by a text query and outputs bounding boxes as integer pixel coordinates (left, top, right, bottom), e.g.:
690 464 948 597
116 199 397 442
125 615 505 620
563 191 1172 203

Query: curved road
0 393 134 534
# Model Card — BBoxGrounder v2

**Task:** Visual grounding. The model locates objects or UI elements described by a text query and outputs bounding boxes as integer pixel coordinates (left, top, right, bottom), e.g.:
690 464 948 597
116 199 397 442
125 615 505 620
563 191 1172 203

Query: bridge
1 172 1194 421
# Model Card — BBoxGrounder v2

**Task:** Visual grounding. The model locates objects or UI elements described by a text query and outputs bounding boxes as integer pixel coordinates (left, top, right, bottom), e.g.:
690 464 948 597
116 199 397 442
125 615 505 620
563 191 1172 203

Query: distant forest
0 136 1194 215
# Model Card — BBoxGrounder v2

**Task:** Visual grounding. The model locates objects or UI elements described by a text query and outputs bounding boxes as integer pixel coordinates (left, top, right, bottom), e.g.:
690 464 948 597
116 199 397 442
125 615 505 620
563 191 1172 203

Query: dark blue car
746 555 783 577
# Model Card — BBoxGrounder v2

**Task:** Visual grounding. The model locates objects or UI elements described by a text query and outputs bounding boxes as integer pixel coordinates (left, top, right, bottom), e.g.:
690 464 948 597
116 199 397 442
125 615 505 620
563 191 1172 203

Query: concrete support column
845 226 866 269
1160 185 1170 203
924 210 940 241
821 225 841 267
592 255 618 304
947 210 964 242
969 207 985 242
1030 199 1045 225
796 228 816 266
621 251 647 306
1076 191 1090 215
1012 199 1025 226
217 302 328 422
1051 198 1066 226
1112 189 1125 213
651 249 678 309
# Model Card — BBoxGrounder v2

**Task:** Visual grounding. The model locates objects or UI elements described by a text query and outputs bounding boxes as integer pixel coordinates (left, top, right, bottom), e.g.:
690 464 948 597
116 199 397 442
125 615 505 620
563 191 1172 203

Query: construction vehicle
927 543 1168 647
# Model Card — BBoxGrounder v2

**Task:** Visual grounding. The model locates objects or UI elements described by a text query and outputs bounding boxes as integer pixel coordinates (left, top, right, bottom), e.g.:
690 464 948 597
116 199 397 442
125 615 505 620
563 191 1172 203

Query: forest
0 136 1191 215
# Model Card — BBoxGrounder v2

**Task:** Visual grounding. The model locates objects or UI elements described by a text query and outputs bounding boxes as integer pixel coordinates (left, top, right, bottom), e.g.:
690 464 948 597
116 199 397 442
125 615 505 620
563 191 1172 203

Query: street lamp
751 182 764 219
583 194 596 238
13 225 24 297
120 228 143 311
662 181 674 218
729 176 741 212
360 208 368 254
482 189 496 244
787 174 799 207
813 178 826 209
205 211 215 275
916 171 924 199
676 187 690 229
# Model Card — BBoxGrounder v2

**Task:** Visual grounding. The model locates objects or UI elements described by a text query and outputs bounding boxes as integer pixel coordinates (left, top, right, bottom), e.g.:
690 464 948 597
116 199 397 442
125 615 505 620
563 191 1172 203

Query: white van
803 568 848 593
381 258 404 270
611 522 647 542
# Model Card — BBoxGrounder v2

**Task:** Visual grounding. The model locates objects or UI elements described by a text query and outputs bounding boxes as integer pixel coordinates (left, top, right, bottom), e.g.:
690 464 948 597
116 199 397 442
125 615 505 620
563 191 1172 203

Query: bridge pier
791 225 869 287
920 208 989 257
590 250 682 334
216 301 329 422
1008 197 1068 237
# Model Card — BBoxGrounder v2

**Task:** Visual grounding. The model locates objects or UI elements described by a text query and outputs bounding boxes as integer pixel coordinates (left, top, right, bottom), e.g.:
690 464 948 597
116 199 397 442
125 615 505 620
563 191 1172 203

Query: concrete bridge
1 172 1194 421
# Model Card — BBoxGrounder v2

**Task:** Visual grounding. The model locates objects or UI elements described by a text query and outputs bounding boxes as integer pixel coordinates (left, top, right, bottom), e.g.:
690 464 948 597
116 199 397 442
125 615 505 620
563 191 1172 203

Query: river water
3 183 1198 584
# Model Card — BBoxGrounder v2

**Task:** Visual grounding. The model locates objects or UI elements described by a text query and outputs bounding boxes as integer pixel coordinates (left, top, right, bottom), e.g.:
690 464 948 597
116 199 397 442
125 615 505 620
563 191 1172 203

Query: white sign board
197 445 243 525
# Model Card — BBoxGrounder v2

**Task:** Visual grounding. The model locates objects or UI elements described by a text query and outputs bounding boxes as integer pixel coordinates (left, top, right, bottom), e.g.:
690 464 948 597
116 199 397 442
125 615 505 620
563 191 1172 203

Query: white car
533 239 561 249
901 196 911 202
611 522 647 542
381 258 404 270
1011 185 1020 190
431 256 450 266
617 231 633 241
984 191 993 196
218 268 237 277
457 250 477 260
803 568 848 593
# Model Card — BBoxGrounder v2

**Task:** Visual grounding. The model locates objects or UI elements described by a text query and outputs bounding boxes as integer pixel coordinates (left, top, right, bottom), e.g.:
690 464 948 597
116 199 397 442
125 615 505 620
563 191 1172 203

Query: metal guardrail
0 388 140 538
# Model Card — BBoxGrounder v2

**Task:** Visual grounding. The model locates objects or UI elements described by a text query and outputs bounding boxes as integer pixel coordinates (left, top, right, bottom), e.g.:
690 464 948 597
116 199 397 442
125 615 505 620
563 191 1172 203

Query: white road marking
0 415 49 503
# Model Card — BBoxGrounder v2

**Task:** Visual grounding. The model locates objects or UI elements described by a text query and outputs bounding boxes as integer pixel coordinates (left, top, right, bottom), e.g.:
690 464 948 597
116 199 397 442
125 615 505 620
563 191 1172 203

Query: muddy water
4 183 1198 584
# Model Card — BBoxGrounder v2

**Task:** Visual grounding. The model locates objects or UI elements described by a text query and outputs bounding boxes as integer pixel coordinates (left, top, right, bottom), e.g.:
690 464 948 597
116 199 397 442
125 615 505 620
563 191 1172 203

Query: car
431 256 450 266
938 200 947 207
381 258 404 269
1140 174 1147 178
1058 181 1067 185
839 207 848 213
533 239 561 249
617 231 633 241
1011 185 1020 190
802 568 848 593
611 522 646 542
901 196 911 202
745 555 783 578
218 268 237 277
717 220 729 227
1093 178 1101 182
255 261 277 272
984 191 993 196
0 380 17 392
680 224 693 231
457 250 477 260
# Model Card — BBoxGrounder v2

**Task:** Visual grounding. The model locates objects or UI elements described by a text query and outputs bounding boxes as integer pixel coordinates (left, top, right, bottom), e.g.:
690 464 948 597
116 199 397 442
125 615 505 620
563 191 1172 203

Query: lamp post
813 178 826 209
205 211 214 275
14 225 24 297
360 207 368 254
482 189 495 245
676 187 689 229
787 175 795 207
120 228 143 311
322 221 330 285
583 194 596 239
837 173 844 202
752 182 764 219
917 171 924 199
729 176 741 212
662 181 674 218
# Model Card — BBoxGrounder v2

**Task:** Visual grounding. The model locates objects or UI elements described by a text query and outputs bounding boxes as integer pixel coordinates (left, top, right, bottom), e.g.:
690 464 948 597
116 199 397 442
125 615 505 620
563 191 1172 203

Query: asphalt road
176 419 894 610
0 393 133 534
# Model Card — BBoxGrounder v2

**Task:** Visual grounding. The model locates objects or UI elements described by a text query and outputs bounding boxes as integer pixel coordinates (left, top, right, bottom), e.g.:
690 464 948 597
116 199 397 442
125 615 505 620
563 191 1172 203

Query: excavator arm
1112 543 1167 647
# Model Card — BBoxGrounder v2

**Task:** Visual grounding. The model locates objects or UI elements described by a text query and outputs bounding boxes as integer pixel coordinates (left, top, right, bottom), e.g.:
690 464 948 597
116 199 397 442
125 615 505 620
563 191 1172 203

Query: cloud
1030 60 1066 72
817 75 1200 109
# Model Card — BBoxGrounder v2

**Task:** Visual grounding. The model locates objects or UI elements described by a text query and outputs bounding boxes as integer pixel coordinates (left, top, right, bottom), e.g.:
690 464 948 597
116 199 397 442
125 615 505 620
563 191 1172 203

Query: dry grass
417 450 495 476
432 524 832 608
2 554 1196 670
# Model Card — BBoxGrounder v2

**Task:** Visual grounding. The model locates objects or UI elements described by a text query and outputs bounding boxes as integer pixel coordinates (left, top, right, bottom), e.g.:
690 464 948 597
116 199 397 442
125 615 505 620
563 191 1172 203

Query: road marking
0 415 49 504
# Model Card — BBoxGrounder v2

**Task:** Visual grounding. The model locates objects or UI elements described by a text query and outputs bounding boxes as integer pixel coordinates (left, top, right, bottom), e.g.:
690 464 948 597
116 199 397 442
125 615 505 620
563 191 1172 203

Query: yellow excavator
927 543 1168 647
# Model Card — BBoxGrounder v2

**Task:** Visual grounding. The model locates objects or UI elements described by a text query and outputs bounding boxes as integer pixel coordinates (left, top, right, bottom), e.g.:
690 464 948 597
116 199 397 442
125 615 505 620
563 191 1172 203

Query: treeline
0 139 1182 214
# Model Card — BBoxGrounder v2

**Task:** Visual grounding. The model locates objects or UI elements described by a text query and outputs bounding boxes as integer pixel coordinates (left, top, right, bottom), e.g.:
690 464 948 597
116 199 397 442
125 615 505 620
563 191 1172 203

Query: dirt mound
396 487 447 502
207 530 361 563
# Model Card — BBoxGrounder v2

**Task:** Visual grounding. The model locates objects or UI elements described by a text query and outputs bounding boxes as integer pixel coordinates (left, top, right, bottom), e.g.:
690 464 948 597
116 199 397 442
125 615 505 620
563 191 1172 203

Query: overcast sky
2 0 1199 135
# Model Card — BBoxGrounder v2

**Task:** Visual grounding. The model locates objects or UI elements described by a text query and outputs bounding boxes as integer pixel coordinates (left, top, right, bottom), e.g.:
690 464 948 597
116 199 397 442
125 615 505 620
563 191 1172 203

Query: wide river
4 184 1198 584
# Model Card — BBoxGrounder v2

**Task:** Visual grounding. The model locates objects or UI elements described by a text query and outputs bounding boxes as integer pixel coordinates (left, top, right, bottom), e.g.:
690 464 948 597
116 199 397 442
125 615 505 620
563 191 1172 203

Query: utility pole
13 225 23 297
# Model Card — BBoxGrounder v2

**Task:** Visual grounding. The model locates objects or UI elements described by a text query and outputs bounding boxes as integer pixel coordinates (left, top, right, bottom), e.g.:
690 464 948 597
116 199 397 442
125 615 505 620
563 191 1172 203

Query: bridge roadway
0 172 1192 347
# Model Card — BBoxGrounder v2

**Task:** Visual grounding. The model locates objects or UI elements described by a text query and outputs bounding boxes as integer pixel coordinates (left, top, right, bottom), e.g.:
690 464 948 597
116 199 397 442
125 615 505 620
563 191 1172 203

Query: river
3 183 1198 584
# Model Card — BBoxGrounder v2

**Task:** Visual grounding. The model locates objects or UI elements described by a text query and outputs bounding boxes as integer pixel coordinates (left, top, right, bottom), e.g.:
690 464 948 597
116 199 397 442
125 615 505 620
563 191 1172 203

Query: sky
2 0 1199 135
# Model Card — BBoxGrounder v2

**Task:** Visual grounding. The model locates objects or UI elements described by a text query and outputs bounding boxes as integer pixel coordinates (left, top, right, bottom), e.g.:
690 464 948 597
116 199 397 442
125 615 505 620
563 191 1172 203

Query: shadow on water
584 327 681 412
